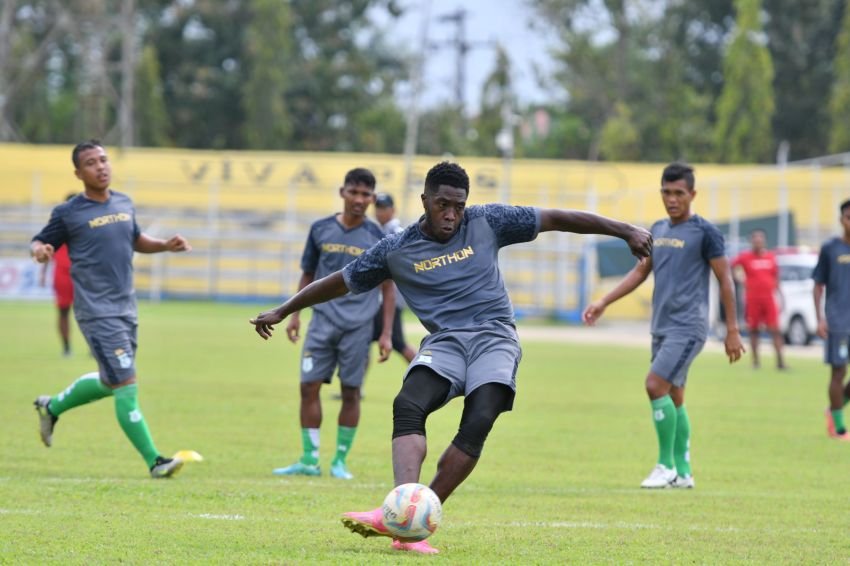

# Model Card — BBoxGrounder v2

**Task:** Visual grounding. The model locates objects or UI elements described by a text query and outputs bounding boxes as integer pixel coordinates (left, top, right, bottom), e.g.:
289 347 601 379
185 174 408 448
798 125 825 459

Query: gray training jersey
343 204 541 334
32 191 141 322
650 214 726 339
813 237 850 333
301 215 385 329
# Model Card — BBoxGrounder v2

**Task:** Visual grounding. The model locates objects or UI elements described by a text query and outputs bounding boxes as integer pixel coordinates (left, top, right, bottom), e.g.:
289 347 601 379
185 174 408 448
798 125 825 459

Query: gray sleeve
481 204 541 247
812 243 830 284
32 205 69 248
342 237 392 294
300 225 320 273
700 222 726 261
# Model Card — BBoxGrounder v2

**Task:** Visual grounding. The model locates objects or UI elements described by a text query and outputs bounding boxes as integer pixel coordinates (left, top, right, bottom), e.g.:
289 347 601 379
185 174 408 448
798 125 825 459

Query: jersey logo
88 212 132 229
838 254 850 264
321 243 365 256
654 238 685 249
416 354 433 364
413 245 475 273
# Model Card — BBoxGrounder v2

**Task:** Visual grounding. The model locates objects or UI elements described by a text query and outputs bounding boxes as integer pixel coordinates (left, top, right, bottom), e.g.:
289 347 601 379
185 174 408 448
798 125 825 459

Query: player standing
272 168 395 481
732 229 786 369
583 162 745 489
250 161 652 553
372 193 416 363
814 199 850 439
31 140 192 478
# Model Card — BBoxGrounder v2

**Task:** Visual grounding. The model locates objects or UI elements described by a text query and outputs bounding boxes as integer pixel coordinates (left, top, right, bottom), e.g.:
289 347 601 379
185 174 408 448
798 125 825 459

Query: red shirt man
52 244 73 309
731 229 786 369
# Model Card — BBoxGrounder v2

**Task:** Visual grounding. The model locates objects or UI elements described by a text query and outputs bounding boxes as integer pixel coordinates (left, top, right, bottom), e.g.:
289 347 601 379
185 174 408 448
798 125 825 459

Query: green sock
300 428 320 466
674 405 692 478
650 395 677 469
832 409 846 434
113 384 160 468
333 426 357 465
49 372 113 416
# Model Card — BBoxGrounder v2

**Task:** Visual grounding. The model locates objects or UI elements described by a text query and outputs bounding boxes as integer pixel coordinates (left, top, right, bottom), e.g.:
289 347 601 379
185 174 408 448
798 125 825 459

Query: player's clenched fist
626 225 653 259
31 241 55 263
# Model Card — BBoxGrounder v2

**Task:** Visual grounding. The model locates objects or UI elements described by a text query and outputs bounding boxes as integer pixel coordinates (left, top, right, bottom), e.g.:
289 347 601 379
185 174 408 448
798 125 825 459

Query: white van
775 250 819 345
712 249 819 346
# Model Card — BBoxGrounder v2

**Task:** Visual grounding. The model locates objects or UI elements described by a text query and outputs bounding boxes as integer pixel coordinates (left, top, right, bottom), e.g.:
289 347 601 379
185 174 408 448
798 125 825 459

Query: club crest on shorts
416 350 433 364
114 348 133 369
302 355 314 373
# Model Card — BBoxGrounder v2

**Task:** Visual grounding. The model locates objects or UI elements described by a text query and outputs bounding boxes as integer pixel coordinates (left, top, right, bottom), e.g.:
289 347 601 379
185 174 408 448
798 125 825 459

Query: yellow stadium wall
2 143 848 320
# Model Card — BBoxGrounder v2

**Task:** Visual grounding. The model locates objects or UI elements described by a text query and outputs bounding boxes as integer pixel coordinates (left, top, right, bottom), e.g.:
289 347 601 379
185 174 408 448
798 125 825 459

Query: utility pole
436 8 493 117
402 0 433 223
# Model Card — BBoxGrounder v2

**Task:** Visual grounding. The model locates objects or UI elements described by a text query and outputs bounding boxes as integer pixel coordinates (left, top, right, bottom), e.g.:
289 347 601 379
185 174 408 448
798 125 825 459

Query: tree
764 0 845 159
828 0 850 153
134 45 171 147
598 102 640 161
713 0 776 162
471 45 514 157
242 0 293 150
282 0 406 152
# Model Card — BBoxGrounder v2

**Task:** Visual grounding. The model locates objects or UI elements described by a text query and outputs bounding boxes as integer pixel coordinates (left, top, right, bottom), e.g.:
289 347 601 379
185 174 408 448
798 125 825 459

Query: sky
376 0 560 115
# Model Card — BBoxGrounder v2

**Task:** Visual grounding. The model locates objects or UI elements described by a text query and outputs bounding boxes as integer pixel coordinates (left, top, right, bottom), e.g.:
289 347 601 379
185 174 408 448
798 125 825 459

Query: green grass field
1 300 848 564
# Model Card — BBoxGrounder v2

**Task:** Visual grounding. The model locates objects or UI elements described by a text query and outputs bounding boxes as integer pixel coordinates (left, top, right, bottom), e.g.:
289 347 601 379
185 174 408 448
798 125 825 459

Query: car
712 249 819 346
775 250 819 346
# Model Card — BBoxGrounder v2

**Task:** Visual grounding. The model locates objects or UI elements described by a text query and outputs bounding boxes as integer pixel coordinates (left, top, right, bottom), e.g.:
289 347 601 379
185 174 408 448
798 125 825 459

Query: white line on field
475 520 821 535
190 513 245 521
0 508 40 515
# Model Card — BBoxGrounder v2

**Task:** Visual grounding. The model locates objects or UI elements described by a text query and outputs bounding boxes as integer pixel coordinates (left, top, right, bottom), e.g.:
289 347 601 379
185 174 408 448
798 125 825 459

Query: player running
815 199 850 440
31 139 192 478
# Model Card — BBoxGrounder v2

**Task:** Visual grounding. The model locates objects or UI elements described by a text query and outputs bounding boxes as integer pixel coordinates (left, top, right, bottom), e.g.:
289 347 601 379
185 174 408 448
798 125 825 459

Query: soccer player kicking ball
583 162 745 489
814 199 850 440
31 140 192 478
251 161 652 553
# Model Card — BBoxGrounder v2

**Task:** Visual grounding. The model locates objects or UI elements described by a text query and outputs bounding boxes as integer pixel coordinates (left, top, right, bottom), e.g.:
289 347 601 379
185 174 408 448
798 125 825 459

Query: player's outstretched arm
134 233 192 253
710 256 745 363
30 240 55 263
582 258 652 325
539 209 652 259
250 271 349 340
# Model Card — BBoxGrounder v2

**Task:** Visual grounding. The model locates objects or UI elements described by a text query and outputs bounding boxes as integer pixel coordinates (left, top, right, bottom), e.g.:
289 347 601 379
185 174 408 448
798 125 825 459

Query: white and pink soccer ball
381 483 443 541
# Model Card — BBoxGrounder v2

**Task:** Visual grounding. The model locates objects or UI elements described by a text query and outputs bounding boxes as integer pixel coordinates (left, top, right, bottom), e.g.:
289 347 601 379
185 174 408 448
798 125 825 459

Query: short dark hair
344 167 376 189
72 139 104 169
375 193 394 208
841 198 850 214
661 162 695 190
750 228 766 237
424 161 469 194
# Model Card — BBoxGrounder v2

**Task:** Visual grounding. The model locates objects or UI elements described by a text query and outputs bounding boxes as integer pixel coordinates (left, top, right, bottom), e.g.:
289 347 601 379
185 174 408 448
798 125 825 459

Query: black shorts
373 306 408 353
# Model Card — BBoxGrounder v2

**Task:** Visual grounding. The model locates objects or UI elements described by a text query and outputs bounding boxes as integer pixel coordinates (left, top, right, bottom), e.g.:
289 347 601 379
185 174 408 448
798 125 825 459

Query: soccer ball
381 483 442 541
